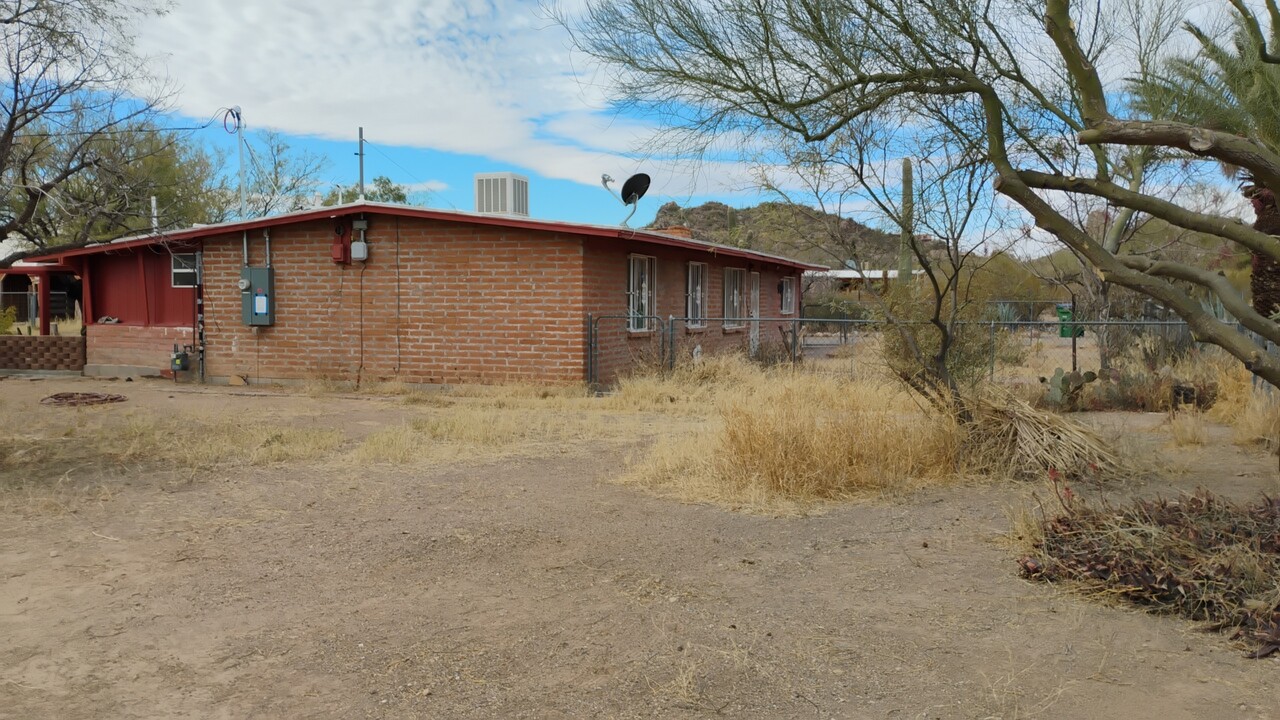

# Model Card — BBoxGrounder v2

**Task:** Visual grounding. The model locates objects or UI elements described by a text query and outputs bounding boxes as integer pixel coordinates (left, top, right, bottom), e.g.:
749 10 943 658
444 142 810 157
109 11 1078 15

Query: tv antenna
601 172 651 226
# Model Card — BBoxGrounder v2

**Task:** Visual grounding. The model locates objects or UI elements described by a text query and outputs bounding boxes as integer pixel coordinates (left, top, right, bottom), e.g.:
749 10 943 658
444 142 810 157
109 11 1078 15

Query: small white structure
474 172 529 216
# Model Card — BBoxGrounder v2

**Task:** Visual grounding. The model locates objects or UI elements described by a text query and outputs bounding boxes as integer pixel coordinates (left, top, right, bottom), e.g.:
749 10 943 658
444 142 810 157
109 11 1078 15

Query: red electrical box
331 223 350 263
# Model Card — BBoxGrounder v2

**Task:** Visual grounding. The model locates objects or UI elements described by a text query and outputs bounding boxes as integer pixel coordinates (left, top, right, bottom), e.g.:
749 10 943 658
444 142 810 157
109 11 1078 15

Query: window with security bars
780 276 795 314
627 254 657 331
724 267 745 327
686 262 707 327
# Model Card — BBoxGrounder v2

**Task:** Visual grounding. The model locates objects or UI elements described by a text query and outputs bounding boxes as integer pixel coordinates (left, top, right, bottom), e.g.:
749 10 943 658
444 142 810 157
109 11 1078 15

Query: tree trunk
1250 190 1280 319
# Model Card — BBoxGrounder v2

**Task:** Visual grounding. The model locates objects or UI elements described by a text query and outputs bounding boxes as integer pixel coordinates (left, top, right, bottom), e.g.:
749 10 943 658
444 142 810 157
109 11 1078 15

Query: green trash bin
1056 304 1083 338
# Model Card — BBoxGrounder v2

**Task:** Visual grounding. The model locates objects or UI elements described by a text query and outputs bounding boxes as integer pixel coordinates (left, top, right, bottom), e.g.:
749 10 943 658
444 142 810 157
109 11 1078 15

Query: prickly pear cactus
1044 367 1066 405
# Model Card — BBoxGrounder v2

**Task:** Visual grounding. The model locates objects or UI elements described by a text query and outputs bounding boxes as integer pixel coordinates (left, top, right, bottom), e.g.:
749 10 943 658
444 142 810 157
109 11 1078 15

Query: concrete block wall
0 335 86 372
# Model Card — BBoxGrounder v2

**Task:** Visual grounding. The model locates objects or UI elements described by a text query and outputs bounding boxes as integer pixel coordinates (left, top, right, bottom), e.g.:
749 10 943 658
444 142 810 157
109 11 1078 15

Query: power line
363 138 454 210
12 109 232 139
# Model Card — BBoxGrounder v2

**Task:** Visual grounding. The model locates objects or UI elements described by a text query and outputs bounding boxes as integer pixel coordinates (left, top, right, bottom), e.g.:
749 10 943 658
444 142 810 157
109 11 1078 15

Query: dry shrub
624 372 966 509
1203 354 1280 453
1232 393 1280 453
621 358 1127 510
1019 487 1280 658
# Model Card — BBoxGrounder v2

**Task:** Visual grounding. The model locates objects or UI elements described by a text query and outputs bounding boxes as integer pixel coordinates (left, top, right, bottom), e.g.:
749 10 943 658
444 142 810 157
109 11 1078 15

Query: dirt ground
1 376 1277 719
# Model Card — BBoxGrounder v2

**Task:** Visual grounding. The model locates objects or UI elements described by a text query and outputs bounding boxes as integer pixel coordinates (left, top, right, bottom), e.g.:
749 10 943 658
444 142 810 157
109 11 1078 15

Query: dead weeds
1019 486 1280 658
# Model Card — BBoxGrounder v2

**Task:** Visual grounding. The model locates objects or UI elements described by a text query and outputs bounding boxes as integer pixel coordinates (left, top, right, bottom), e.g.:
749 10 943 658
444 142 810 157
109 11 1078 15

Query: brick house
15 202 822 385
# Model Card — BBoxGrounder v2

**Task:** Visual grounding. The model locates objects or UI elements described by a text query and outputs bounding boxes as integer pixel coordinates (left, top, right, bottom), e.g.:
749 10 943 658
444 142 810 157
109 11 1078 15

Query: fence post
989 321 997 381
668 316 677 371
791 317 799 364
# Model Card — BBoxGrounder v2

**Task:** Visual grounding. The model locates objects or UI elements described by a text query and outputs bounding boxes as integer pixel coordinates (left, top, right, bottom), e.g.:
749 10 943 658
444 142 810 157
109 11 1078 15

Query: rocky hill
648 200 923 268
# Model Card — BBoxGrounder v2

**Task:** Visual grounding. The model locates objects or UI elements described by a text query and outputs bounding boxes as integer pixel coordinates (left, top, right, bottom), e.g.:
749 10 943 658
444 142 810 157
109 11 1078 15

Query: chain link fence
588 310 1236 409
1 291 71 331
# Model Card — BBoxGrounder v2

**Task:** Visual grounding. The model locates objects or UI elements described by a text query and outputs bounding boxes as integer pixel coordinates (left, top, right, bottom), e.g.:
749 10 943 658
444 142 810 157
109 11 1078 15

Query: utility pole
358 126 365 200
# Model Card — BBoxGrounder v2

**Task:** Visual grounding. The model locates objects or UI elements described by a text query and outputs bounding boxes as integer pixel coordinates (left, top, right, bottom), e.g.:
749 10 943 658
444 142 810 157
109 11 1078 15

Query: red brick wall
0 336 85 372
200 216 587 385
584 242 801 383
86 324 193 373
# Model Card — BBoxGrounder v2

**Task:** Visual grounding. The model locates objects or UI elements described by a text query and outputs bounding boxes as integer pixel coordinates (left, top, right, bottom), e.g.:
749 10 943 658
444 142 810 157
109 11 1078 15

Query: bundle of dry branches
1021 488 1280 658
962 391 1127 481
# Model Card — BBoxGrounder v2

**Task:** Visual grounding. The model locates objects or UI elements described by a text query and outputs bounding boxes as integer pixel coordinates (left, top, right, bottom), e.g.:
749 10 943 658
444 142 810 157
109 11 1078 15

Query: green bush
0 306 15 335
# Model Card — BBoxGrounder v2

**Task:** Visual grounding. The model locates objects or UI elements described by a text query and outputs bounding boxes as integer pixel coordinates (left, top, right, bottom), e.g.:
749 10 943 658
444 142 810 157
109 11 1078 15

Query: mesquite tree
567 0 1280 388
1 0 172 247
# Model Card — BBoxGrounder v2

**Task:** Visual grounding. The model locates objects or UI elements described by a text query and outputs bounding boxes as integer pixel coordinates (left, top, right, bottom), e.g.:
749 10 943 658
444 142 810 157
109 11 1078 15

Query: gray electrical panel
240 267 275 326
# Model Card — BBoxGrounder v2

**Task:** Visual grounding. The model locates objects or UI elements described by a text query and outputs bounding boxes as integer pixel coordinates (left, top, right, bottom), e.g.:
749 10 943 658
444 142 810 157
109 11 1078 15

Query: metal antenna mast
230 106 245 217
358 127 365 200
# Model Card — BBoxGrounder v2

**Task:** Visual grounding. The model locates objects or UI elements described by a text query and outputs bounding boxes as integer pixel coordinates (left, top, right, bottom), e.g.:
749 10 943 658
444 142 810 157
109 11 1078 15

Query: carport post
36 271 51 336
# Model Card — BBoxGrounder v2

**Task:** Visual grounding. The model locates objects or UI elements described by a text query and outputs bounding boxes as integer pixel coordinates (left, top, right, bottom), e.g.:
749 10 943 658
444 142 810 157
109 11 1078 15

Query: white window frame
780 276 795 315
171 252 200 288
686 262 707 327
627 254 658 332
724 267 746 328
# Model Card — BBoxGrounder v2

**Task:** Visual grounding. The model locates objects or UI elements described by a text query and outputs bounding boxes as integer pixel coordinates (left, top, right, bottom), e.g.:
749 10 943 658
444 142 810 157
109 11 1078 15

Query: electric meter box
240 267 275 326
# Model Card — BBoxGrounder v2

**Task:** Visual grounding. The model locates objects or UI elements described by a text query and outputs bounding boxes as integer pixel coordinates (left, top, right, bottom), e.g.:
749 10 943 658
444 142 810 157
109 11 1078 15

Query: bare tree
760 117 1014 410
1 0 173 247
239 129 329 218
566 0 1280 387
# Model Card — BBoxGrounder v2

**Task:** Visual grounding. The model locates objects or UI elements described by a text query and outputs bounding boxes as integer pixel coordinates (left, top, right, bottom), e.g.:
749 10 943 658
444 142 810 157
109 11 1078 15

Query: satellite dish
601 172 651 226
621 174 650 204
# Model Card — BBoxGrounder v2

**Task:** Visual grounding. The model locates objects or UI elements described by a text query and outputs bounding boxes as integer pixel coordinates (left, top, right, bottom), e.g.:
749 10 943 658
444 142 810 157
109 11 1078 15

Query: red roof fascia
21 202 827 271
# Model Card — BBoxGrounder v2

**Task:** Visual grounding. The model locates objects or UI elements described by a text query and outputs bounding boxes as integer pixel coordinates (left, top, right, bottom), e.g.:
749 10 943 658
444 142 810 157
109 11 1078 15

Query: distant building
804 268 925 296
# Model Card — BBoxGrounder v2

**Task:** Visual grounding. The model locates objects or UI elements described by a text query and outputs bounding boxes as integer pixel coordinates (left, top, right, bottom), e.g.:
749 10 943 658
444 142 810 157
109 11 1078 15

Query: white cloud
133 0 771 196
405 180 449 193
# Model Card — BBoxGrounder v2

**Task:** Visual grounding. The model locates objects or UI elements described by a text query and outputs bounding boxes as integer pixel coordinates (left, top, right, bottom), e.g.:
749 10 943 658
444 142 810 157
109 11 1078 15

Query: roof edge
11 201 828 271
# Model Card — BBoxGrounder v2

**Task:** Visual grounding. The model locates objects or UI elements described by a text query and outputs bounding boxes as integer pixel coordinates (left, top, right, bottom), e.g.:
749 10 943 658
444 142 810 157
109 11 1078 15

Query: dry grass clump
442 382 590 401
352 407 598 464
1168 409 1207 446
0 410 345 487
126 416 344 468
607 353 768 414
1203 355 1280 453
620 356 1129 510
1232 393 1280 452
1019 487 1280 658
624 373 967 509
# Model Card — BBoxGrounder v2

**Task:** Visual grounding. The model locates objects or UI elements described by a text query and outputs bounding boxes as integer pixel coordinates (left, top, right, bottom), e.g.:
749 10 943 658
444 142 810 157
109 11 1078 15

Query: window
780 276 795 315
172 253 200 288
627 254 657 331
686 262 707 327
724 267 746 327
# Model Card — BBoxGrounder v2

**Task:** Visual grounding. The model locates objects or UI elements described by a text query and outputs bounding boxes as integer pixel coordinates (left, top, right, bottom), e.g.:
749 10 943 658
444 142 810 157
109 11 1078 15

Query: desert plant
0 306 15 335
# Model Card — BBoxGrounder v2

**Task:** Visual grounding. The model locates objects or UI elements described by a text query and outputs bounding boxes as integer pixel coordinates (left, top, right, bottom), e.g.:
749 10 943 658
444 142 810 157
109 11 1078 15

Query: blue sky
138 0 774 227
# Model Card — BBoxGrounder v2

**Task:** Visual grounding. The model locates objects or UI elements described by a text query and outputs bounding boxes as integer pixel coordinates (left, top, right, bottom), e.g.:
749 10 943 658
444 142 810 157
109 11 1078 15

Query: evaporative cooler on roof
474 172 529 216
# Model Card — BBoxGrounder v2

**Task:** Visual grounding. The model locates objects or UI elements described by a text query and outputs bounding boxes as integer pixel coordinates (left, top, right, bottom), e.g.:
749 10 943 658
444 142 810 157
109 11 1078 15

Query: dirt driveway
1 377 1277 719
